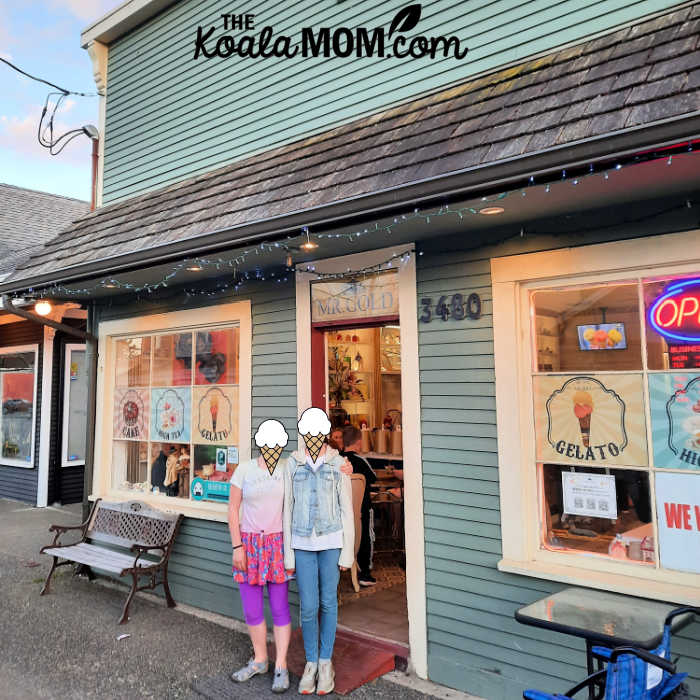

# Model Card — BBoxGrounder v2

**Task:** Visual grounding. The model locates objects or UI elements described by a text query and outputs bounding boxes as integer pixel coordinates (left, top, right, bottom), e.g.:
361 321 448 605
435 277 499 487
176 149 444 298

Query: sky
0 0 122 201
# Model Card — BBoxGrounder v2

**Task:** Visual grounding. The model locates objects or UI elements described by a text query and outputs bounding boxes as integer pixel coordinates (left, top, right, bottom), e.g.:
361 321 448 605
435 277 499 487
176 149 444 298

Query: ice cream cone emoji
210 393 219 433
298 407 332 462
573 391 593 447
255 419 289 475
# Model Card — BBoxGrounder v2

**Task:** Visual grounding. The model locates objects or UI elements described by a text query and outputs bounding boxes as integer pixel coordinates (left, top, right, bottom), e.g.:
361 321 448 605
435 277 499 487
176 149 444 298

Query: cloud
47 0 122 23
0 103 91 167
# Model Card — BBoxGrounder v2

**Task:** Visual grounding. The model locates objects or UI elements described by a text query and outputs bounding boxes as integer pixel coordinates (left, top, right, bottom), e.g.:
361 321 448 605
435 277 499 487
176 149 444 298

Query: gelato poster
193 386 238 444
150 387 191 442
649 372 700 470
533 374 647 467
114 388 149 440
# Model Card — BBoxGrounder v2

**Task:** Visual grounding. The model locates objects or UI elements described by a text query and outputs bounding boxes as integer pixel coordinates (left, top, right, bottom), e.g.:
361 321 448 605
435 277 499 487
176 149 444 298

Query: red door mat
270 628 407 695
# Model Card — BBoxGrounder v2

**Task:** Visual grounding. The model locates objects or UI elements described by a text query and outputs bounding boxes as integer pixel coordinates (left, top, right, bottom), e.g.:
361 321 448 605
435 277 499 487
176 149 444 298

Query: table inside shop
367 463 404 551
515 587 694 699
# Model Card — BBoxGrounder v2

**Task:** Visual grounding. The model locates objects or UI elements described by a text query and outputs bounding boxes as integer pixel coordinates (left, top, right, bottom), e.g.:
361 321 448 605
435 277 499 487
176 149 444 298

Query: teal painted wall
416 211 700 699
102 0 685 203
94 278 300 622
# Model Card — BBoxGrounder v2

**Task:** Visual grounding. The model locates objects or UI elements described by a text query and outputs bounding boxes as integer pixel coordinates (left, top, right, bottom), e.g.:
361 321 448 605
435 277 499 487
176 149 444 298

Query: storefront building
2 2 700 698
0 185 88 506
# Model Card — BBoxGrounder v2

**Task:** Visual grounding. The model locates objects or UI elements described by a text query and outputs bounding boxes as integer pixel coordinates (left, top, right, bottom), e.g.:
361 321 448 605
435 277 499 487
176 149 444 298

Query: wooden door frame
295 246 428 679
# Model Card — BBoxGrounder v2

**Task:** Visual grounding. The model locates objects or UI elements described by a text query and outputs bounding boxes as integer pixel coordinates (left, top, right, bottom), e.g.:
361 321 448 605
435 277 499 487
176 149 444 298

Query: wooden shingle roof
0 184 88 278
8 3 700 286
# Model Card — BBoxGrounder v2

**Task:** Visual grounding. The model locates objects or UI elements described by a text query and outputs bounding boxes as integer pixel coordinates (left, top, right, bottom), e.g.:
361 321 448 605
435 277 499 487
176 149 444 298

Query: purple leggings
239 581 291 627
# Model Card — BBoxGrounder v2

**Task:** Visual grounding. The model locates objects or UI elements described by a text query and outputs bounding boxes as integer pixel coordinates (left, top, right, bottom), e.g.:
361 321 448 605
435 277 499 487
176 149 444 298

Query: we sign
656 472 700 574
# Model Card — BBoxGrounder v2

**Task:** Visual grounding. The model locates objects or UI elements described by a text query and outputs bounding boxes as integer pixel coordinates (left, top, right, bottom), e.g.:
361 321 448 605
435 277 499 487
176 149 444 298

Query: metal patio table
515 587 693 699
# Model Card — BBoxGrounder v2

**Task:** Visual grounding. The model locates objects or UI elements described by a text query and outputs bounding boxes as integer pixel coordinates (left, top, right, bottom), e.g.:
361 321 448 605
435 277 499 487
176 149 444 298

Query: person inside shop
328 427 344 452
342 425 377 586
283 408 354 696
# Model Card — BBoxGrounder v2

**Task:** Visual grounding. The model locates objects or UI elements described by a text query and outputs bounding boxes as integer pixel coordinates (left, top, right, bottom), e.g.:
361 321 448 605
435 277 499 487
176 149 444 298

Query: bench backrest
87 500 181 549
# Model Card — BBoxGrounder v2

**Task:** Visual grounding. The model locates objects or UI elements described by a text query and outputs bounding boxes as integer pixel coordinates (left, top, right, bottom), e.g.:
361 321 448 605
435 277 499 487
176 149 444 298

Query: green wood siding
417 233 700 698
102 0 684 203
94 279 299 620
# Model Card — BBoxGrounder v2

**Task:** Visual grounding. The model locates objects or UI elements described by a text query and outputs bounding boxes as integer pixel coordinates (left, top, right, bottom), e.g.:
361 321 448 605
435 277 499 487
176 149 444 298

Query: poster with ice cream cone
533 374 647 467
649 372 700 470
193 386 238 444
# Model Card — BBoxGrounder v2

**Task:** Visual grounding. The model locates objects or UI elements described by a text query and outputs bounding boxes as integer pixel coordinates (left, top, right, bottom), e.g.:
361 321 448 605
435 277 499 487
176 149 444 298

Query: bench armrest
130 543 167 568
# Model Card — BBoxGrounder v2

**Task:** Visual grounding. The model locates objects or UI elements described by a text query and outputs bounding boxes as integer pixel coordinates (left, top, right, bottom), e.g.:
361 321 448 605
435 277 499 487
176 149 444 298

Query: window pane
541 463 654 564
649 372 700 470
655 471 700 574
150 443 190 498
112 440 149 490
151 387 191 443
115 337 151 387
152 333 192 386
191 444 236 502
533 374 648 468
65 350 87 462
645 276 700 370
1 351 35 464
532 284 641 372
194 328 239 385
192 386 238 444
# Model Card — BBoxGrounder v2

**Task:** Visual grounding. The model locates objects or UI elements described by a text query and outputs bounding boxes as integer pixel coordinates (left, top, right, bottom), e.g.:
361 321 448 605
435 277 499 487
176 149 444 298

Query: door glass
64 349 87 463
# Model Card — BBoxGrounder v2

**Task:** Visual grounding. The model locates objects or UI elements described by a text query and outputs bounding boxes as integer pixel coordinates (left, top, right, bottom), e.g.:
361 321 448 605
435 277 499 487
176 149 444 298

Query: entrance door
312 319 409 647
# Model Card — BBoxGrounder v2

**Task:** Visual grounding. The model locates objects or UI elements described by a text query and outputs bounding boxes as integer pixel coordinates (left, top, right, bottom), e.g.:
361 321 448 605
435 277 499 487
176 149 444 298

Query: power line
0 57 101 97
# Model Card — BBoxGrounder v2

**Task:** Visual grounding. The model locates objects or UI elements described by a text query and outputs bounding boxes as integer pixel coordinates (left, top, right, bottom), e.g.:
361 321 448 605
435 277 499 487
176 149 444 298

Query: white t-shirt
291 454 343 551
230 458 284 534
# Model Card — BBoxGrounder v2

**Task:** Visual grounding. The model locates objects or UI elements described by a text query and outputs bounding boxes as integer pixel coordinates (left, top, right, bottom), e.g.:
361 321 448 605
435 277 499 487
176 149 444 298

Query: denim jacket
283 447 354 570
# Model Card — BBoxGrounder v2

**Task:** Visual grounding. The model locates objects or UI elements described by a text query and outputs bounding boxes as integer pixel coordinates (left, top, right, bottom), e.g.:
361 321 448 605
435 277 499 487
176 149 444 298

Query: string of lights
19 145 698 303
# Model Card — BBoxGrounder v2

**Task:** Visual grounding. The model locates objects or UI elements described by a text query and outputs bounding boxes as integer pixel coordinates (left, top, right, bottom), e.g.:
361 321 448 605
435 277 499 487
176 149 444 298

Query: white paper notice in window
533 374 648 467
562 472 618 520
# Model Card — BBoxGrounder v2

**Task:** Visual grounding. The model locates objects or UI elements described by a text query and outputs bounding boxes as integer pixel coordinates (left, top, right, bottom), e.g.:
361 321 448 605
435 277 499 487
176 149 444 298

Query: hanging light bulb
285 254 293 267
300 229 318 251
34 299 52 316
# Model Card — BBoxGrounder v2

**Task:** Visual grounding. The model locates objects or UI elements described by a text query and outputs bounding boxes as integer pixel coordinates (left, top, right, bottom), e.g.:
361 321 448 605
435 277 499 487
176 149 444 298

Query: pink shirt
230 458 284 534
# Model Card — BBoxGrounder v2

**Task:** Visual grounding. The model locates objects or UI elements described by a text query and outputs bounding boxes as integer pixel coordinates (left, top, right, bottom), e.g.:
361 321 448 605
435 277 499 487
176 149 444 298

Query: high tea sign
311 273 398 323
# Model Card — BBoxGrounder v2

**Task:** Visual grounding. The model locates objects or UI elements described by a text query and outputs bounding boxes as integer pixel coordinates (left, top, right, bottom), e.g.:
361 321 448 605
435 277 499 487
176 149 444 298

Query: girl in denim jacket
283 408 354 695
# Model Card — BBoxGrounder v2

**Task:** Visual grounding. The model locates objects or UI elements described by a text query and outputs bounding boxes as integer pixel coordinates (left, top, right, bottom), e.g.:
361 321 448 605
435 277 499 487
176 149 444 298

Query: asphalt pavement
0 498 469 700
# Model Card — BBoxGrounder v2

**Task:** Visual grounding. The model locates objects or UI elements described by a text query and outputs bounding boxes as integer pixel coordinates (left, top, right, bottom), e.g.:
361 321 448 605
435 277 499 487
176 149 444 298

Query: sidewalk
0 499 475 700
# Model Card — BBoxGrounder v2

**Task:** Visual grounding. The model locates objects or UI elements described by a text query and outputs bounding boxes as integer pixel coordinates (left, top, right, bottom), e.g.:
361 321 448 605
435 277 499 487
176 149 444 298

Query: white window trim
492 228 700 604
296 246 428 680
0 344 39 469
92 302 252 522
62 343 87 467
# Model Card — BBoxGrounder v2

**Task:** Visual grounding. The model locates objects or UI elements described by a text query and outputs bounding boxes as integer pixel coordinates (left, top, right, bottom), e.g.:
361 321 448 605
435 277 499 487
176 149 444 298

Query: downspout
90 137 99 212
83 302 98 520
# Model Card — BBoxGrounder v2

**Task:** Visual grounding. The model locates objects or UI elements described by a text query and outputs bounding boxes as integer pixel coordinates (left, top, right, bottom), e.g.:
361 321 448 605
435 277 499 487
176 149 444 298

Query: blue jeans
294 548 340 663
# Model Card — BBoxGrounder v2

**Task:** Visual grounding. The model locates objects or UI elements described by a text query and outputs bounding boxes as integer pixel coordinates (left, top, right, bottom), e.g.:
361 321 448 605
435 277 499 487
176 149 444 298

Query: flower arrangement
328 345 365 406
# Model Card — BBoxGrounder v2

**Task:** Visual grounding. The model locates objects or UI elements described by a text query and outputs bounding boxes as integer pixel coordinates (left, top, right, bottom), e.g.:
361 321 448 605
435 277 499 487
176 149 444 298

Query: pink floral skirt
233 531 290 585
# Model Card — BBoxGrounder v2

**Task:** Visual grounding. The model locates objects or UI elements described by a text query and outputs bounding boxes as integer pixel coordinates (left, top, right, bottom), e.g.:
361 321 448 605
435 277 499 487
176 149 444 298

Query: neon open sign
649 279 700 343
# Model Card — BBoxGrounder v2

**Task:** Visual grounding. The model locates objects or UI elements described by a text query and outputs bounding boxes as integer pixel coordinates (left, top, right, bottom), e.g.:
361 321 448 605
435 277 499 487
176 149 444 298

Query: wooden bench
40 499 183 624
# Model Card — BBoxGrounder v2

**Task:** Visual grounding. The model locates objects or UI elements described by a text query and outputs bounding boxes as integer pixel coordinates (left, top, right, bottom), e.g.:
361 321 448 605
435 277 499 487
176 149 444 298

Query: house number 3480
419 293 482 323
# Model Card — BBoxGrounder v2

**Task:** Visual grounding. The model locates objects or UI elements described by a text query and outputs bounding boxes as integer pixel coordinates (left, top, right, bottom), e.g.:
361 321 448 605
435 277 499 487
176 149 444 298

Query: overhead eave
1 113 699 297
81 0 174 48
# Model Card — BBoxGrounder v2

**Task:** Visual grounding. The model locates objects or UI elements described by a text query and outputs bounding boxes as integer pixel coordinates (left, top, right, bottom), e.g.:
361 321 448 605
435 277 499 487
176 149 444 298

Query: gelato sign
194 386 238 444
311 273 398 323
649 373 700 470
534 374 648 467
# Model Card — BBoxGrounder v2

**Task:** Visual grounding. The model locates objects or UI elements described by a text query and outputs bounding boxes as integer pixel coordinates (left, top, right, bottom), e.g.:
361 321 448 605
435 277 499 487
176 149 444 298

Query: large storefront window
111 325 241 503
0 346 37 468
531 274 700 575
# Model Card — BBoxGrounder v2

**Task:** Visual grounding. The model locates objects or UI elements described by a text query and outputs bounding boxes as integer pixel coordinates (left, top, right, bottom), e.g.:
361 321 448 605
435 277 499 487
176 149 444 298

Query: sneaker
316 660 335 695
231 658 268 682
359 574 377 587
298 661 317 695
272 668 290 693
